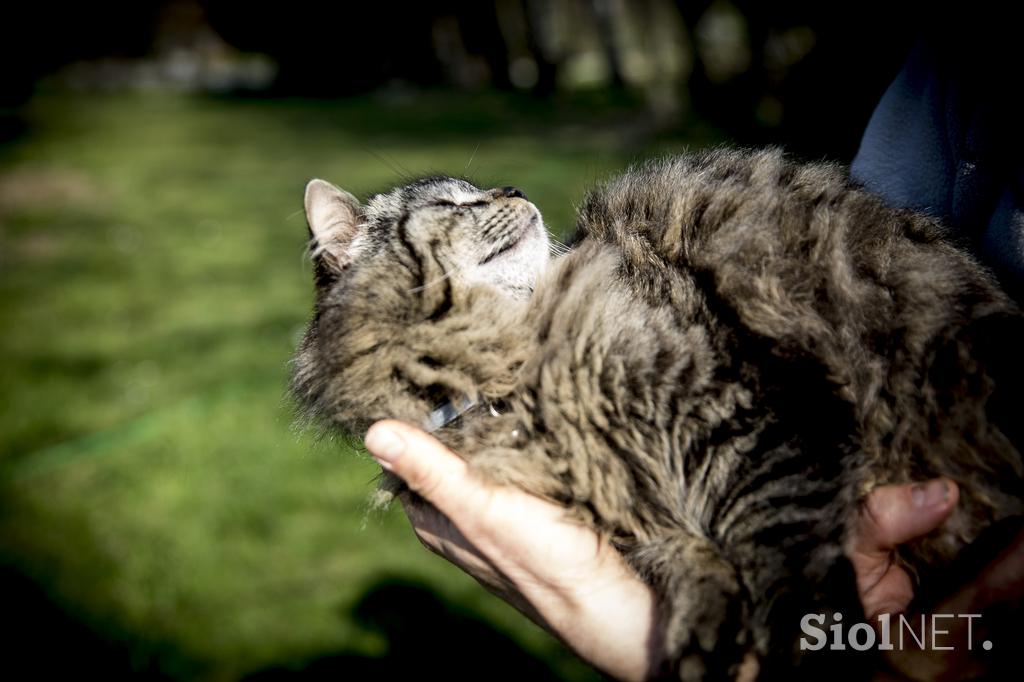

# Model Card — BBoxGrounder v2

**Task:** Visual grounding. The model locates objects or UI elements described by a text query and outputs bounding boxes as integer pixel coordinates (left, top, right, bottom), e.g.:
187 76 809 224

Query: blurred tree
671 0 920 158
455 0 514 90
200 1 445 94
0 1 162 107
587 0 626 89
521 0 561 97
2 0 935 159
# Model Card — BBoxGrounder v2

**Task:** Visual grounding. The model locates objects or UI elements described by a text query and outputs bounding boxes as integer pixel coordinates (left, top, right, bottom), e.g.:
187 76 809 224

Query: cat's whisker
407 266 462 294
365 148 415 181
301 236 319 262
465 143 481 172
548 233 572 250
285 208 306 221
550 234 572 250
548 243 569 258
546 235 572 258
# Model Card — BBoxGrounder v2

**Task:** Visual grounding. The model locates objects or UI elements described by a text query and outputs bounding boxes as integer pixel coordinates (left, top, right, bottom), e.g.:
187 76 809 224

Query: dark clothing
851 26 1024 300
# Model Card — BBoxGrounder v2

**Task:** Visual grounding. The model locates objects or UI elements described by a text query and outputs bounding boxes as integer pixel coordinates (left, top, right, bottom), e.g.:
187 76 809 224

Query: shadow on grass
0 563 570 681
245 576 565 681
0 560 186 680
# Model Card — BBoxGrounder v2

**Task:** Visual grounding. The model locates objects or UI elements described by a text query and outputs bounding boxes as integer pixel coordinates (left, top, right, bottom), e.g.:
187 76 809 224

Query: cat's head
291 175 549 433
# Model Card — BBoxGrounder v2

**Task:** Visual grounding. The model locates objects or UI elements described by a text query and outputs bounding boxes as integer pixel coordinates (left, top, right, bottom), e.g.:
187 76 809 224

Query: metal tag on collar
423 395 477 433
423 396 505 432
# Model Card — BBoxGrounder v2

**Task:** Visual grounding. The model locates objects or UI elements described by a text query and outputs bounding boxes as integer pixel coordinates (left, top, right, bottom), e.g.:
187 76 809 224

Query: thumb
364 420 485 522
854 478 959 555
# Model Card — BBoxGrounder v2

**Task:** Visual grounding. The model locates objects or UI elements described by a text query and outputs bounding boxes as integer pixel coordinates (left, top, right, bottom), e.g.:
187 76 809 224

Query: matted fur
291 149 1023 680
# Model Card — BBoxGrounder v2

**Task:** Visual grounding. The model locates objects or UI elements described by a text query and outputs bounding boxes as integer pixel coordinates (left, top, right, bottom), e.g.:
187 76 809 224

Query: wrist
552 553 663 681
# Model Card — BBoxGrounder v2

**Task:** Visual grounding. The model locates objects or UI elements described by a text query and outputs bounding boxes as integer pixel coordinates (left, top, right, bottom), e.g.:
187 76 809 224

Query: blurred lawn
0 91 715 680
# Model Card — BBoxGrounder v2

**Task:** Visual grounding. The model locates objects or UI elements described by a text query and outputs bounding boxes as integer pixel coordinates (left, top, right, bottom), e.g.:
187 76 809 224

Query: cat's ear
304 179 363 272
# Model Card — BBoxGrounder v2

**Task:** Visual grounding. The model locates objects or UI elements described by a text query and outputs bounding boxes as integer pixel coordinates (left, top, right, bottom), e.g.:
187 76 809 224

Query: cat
289 148 1024 680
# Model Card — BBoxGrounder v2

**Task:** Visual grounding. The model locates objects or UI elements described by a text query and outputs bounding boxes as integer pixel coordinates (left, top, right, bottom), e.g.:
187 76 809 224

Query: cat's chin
477 225 549 299
480 211 541 264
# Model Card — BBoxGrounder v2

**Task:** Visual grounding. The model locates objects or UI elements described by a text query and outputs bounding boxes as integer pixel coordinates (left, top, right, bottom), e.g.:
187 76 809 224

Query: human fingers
847 479 958 619
880 525 1024 681
853 479 959 556
366 421 542 603
397 489 503 584
365 422 662 682
371 428 569 633
364 419 494 529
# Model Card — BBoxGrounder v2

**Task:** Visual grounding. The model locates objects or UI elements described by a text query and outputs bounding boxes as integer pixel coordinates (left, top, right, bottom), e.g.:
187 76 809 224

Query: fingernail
365 426 405 466
912 480 949 508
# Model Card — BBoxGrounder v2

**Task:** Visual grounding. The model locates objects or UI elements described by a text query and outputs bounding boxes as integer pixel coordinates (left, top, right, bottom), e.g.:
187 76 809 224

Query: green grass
0 90 718 680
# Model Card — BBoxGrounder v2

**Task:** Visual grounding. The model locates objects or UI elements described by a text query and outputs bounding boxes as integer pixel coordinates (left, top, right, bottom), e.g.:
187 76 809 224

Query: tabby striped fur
291 148 1023 680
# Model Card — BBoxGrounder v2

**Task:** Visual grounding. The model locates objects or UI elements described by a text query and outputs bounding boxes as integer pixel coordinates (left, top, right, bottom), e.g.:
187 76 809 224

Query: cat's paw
660 569 750 682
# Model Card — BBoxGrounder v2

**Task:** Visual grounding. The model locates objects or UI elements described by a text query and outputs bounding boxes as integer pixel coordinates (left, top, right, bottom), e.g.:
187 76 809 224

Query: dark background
2 0 927 157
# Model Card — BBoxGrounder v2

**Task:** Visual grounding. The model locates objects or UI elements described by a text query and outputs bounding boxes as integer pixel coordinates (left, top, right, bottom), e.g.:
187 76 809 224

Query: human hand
849 482 1024 681
846 479 959 620
363 420 978 680
365 419 661 681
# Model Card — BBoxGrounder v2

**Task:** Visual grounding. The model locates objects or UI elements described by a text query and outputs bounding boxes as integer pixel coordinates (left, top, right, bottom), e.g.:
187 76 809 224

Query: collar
422 396 502 432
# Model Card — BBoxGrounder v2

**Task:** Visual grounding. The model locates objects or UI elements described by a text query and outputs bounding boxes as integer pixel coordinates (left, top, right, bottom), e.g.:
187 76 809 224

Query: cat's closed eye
429 199 489 209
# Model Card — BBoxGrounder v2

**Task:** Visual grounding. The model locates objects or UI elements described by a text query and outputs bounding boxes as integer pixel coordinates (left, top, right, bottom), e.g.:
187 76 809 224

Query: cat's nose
499 186 527 200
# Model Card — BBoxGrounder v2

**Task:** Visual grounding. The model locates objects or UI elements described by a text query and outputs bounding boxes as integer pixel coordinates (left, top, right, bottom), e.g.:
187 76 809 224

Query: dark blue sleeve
850 28 1024 301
